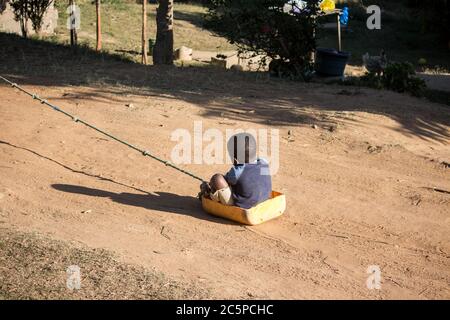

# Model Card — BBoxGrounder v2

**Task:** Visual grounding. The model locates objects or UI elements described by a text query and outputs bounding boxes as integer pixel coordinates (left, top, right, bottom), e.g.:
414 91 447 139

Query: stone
174 46 193 61
230 64 244 72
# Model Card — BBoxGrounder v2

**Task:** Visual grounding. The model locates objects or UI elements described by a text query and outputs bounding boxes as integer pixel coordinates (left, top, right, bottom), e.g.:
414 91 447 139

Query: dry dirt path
0 78 449 299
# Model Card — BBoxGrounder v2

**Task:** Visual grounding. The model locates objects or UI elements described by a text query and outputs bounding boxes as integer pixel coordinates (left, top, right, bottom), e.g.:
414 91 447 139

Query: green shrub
205 0 321 80
381 62 426 96
344 62 427 97
10 0 53 37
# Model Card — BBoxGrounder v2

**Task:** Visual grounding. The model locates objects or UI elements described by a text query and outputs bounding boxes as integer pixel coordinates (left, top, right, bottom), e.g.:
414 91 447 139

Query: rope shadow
0 139 150 195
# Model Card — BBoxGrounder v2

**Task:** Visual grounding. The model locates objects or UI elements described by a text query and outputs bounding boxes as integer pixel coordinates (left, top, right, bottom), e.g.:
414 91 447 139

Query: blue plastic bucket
315 48 350 77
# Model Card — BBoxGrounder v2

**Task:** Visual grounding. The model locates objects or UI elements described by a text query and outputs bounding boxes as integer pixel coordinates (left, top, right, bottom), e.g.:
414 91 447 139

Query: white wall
0 1 58 36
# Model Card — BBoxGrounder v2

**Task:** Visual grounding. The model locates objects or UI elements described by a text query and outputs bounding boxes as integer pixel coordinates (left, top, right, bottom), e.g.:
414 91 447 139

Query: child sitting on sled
200 133 272 209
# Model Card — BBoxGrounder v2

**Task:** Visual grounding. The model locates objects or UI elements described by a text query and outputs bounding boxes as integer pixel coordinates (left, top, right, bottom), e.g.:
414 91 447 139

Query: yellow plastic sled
201 191 286 225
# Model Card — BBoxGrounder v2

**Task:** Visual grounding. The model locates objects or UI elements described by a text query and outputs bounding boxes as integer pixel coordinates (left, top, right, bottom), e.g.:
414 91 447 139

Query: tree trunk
34 26 42 38
96 0 102 51
20 17 28 38
153 0 174 65
70 26 78 46
141 0 148 64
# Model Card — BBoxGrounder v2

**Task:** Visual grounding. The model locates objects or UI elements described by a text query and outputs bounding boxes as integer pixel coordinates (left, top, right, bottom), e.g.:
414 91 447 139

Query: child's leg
209 174 234 205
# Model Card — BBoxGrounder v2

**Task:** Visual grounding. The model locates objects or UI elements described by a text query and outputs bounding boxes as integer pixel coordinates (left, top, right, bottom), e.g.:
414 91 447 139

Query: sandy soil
0 72 449 299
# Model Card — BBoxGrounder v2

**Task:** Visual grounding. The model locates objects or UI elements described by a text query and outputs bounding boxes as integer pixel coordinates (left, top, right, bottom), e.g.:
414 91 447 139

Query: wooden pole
141 0 148 64
337 13 342 52
69 0 78 46
311 17 316 63
96 0 102 51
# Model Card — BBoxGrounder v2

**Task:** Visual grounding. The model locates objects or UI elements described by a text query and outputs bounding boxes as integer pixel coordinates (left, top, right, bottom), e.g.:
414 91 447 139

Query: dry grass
53 0 236 63
48 0 450 71
0 227 209 299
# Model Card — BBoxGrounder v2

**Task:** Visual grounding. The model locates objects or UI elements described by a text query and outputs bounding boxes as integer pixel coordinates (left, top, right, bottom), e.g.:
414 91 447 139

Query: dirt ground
0 64 449 299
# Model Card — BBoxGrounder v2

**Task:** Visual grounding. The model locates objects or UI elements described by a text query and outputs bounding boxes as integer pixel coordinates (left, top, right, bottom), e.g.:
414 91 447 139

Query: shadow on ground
0 32 448 142
0 139 233 225
174 9 205 29
0 139 149 194
51 183 235 225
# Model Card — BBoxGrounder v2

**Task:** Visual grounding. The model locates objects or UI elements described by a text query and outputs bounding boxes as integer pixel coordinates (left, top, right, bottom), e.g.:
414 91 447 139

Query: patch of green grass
50 0 448 72
54 0 235 63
